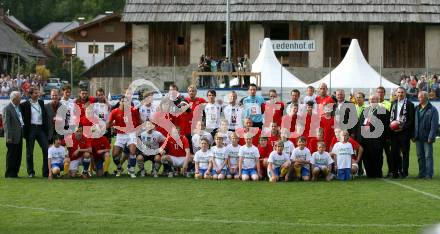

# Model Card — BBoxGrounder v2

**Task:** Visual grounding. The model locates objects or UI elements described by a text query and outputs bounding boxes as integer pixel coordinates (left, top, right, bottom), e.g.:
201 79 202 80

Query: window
176 36 185 45
340 37 351 58
88 45 98 54
104 45 114 53
105 25 115 33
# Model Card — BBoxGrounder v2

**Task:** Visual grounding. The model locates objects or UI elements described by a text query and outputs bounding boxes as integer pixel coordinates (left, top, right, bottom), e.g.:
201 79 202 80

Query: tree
2 0 125 32
36 65 51 80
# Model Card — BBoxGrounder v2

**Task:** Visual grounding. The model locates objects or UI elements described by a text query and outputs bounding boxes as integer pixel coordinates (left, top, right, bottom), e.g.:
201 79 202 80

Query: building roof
5 15 31 33
0 20 46 60
36 21 79 44
65 13 121 35
122 0 440 23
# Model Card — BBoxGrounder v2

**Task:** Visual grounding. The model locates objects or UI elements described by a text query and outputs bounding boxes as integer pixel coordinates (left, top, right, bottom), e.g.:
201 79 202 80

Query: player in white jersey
139 91 157 122
291 136 312 181
267 140 291 182
191 120 214 153
225 132 241 179
238 133 261 181
48 135 68 179
223 91 243 131
216 119 233 147
194 138 213 179
210 133 228 180
331 130 356 181
93 88 112 140
59 85 77 130
310 142 334 181
280 128 295 157
204 89 222 135
137 120 166 177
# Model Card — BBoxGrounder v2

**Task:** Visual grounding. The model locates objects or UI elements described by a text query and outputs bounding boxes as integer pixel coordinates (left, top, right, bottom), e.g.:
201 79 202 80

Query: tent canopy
310 39 398 89
252 38 307 89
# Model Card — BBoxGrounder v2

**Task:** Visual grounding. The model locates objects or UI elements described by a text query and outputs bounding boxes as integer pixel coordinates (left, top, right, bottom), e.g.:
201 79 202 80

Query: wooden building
122 0 440 89
83 43 132 95
66 13 127 68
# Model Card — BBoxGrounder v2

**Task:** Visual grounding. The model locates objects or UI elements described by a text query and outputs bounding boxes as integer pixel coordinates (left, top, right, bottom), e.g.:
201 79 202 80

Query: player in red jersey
265 122 281 149
158 127 192 177
75 88 96 119
62 125 92 178
185 85 206 113
320 105 335 149
315 83 335 109
258 136 272 179
262 89 285 128
107 95 141 178
237 117 261 146
91 134 111 177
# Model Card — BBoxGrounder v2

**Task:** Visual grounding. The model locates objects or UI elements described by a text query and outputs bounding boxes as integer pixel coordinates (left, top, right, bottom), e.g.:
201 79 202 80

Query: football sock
82 158 91 173
63 161 70 174
137 159 145 171
104 157 110 173
113 157 122 170
128 155 136 169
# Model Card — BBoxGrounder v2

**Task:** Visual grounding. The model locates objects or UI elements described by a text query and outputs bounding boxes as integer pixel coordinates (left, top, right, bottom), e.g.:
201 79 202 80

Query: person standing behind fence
221 57 233 88
3 91 24 178
414 91 438 180
20 86 49 178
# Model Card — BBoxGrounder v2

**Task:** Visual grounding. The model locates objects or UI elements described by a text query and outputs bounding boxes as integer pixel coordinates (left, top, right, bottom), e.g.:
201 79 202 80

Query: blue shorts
227 167 238 175
241 168 257 176
198 168 208 176
301 167 310 177
337 168 351 181
94 159 104 171
51 163 63 171
212 169 227 176
267 167 281 178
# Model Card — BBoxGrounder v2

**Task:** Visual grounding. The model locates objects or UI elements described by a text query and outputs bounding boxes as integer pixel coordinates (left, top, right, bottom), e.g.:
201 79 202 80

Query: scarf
390 98 408 124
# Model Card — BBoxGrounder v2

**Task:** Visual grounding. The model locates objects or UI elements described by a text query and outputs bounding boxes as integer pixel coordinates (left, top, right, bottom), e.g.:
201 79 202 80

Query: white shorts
114 133 137 148
168 155 186 167
69 158 82 172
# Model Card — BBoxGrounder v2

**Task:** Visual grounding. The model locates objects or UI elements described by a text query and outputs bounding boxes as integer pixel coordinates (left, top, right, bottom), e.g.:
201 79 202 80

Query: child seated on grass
310 142 334 181
194 138 212 179
238 133 261 181
291 136 312 181
48 135 68 180
267 140 291 182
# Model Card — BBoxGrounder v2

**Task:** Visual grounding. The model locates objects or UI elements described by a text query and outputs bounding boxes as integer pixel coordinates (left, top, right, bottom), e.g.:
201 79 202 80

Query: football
390 120 401 131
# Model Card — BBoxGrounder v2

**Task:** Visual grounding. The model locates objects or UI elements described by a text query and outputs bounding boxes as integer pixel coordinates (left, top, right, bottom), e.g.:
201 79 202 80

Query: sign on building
259 40 316 52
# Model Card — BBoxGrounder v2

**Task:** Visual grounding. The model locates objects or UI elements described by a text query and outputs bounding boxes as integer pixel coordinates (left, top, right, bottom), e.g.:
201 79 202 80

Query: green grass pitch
0 138 439 233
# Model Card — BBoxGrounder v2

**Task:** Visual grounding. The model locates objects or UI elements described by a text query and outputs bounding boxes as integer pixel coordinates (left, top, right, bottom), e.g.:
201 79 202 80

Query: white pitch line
382 179 440 200
0 203 425 228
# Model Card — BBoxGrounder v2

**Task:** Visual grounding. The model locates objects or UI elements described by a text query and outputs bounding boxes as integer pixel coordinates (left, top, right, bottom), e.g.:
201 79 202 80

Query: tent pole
280 56 283 102
329 57 332 94
380 56 383 87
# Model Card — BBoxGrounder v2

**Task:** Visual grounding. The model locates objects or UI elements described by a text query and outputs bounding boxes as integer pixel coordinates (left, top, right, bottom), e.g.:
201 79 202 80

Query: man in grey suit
45 89 61 144
3 91 24 178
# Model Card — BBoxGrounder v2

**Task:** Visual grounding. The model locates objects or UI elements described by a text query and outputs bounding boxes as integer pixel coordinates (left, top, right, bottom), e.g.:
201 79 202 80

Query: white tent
309 39 398 89
252 38 307 89
230 38 307 89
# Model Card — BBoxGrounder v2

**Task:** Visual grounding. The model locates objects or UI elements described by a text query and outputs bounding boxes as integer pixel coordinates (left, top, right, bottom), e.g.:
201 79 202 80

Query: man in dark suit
45 88 61 144
333 89 358 135
20 86 49 177
3 91 24 178
389 87 415 178
357 95 390 178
